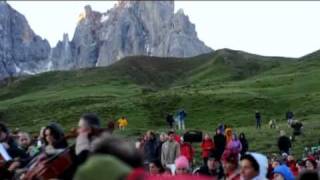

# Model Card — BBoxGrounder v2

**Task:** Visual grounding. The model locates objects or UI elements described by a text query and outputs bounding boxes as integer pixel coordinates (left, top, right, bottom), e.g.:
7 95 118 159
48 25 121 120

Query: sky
8 1 320 58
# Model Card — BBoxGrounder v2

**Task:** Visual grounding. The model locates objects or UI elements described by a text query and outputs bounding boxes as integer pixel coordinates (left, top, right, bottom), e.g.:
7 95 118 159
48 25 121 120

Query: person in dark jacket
255 111 261 129
239 132 249 156
213 128 226 160
291 120 303 141
196 151 225 179
277 130 291 155
0 123 29 179
166 113 175 129
143 131 159 167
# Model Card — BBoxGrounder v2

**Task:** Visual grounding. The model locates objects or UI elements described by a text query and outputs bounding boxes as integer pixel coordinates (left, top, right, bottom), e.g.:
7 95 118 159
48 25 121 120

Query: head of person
232 133 238 141
167 131 175 142
222 152 239 175
92 133 143 168
305 158 317 171
287 155 294 162
159 132 167 142
146 131 156 141
175 156 189 175
204 133 210 140
0 122 9 142
43 123 67 148
149 159 164 175
39 126 46 139
207 152 220 171
240 153 268 180
297 170 320 180
74 155 131 180
216 128 221 135
78 113 101 135
18 132 32 149
239 133 246 140
273 165 295 180
271 158 281 168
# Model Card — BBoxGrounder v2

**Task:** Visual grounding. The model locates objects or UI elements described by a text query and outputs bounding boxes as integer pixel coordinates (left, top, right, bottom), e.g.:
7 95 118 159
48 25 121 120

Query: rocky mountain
0 2 51 79
0 1 213 79
51 1 212 70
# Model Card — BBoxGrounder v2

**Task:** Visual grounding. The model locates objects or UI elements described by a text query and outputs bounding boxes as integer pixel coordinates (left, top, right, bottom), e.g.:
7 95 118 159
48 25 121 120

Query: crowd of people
0 112 319 180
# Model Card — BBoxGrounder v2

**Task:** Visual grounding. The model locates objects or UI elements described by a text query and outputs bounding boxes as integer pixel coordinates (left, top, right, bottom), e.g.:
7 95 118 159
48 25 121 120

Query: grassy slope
0 49 320 157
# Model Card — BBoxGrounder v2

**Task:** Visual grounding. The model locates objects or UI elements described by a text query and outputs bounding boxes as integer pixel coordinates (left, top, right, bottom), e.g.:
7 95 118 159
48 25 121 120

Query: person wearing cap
273 165 295 180
197 151 224 179
240 152 268 180
175 156 190 175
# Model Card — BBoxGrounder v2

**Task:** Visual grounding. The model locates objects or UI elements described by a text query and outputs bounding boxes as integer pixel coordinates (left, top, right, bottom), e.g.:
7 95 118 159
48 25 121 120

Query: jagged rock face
52 1 212 69
0 2 50 79
0 1 213 77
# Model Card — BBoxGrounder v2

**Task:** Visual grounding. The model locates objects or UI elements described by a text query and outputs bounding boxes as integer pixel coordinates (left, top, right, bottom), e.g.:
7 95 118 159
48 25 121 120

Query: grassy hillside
1 48 320 157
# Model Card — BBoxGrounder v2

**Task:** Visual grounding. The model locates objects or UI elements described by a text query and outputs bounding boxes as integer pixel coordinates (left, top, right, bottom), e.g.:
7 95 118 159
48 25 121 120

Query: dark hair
297 170 320 180
305 159 317 169
167 131 175 136
149 159 165 173
223 152 239 166
43 123 68 149
92 133 143 168
81 113 101 129
241 154 260 172
148 131 156 139
239 132 246 139
0 122 9 134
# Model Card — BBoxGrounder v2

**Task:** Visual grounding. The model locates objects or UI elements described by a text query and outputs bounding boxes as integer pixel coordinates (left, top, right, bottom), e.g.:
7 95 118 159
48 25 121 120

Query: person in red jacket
180 138 195 167
286 155 299 177
201 133 214 166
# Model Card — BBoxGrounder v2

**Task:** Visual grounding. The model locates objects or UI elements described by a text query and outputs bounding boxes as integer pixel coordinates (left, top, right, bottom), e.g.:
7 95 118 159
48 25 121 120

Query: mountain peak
0 1 212 79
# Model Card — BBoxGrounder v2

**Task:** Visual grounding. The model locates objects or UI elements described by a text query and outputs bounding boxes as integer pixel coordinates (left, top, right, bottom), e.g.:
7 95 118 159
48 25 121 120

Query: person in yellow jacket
118 116 128 130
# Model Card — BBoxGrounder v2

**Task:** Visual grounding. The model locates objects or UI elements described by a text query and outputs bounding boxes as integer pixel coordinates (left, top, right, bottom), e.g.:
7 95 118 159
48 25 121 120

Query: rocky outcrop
51 1 212 69
0 2 50 79
0 1 213 79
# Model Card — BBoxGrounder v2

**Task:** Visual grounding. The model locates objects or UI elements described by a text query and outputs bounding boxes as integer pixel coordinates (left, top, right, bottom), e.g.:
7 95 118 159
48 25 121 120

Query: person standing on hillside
286 110 294 125
291 120 303 141
178 109 187 130
255 111 262 129
118 116 128 131
166 113 175 129
277 130 292 155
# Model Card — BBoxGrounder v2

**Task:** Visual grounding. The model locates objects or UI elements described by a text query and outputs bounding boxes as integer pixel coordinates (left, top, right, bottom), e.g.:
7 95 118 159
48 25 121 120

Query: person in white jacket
240 152 268 180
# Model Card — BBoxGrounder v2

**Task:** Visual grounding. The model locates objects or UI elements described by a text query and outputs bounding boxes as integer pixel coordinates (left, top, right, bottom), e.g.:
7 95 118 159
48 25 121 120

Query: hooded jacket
248 152 268 180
